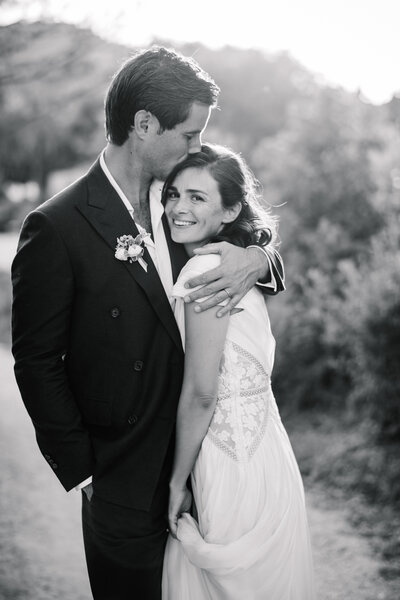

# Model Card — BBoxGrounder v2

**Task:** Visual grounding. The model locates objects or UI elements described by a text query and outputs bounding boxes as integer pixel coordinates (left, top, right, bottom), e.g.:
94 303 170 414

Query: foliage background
0 17 399 592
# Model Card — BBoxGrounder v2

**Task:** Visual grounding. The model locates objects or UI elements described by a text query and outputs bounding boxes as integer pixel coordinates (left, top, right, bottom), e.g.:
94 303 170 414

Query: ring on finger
223 288 232 299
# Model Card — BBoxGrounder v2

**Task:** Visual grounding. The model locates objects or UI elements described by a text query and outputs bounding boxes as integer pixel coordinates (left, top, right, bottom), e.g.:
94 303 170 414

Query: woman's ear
222 202 242 224
134 110 153 139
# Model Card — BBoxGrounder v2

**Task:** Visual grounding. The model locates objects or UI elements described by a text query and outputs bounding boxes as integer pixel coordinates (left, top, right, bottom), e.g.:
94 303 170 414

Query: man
11 47 284 599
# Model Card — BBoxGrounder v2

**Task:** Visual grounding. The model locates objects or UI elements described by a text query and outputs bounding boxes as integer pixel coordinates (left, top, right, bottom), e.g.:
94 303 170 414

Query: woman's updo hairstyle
162 143 278 248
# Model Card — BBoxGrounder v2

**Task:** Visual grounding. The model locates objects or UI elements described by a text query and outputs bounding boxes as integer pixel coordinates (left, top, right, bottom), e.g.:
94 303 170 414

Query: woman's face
165 167 236 251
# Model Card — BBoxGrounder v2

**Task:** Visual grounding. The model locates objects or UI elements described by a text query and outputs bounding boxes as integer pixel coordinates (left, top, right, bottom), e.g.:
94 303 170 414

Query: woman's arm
183 242 285 316
168 302 229 536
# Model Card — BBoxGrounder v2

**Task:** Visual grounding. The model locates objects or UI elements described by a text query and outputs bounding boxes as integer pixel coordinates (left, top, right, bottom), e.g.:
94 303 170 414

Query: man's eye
185 134 194 140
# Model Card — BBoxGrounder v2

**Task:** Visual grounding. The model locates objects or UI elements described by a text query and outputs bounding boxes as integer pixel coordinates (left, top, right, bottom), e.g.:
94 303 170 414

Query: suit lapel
76 159 183 352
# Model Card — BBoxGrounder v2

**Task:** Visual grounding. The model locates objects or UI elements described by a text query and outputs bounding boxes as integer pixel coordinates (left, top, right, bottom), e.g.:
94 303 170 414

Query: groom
11 47 284 599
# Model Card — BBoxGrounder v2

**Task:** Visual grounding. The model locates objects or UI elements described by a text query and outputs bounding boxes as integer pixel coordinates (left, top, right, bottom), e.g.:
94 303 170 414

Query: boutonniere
115 232 151 272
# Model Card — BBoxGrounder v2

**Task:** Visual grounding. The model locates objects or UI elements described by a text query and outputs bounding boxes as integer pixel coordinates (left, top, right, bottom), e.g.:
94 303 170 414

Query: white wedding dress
162 254 315 600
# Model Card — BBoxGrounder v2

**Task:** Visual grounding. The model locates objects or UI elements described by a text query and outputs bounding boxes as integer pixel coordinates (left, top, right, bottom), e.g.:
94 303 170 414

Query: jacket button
127 414 138 426
110 307 120 318
133 360 143 371
52 463 58 470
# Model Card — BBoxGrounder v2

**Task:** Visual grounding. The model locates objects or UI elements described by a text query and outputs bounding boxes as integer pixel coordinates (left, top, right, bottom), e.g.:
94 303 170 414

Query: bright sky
2 0 400 104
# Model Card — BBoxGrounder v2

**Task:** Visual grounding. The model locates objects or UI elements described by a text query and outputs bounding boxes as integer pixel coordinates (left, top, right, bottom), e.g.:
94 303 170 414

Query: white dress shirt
99 150 174 302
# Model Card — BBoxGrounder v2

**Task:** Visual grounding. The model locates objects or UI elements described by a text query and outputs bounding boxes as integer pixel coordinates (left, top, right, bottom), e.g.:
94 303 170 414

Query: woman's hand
184 243 269 316
168 484 192 539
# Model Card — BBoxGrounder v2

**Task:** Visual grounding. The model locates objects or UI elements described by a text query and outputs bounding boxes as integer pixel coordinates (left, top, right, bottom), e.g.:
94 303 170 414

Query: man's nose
188 135 201 154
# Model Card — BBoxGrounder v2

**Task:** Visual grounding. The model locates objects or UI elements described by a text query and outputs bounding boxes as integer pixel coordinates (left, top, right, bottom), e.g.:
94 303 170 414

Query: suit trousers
82 471 170 600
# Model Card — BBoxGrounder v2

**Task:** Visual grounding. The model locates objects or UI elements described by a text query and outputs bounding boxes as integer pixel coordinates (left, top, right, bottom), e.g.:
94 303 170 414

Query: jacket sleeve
11 209 95 491
249 244 286 296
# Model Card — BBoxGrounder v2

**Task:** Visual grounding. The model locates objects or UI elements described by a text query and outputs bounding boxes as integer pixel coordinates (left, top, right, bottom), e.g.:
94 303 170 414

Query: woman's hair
162 143 278 248
105 46 220 146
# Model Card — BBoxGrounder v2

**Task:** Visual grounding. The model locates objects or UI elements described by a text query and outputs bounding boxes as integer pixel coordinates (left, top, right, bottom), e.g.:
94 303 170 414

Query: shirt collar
99 149 134 217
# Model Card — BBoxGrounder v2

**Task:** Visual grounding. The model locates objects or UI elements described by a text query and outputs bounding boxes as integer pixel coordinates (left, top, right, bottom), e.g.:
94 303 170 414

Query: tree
255 87 391 410
0 21 126 207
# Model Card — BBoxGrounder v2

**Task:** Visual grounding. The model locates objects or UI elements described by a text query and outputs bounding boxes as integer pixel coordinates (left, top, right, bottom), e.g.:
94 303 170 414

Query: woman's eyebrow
186 188 208 196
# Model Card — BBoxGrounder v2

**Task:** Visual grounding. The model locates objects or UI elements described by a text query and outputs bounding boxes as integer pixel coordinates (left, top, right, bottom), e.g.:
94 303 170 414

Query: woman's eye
190 194 205 202
167 189 179 199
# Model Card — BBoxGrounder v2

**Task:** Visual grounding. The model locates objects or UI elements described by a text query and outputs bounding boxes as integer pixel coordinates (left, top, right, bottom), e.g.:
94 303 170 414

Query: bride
161 144 315 599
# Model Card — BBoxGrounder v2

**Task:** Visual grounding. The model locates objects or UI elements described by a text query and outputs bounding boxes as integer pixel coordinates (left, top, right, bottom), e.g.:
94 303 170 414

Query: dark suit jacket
12 159 188 510
11 158 285 511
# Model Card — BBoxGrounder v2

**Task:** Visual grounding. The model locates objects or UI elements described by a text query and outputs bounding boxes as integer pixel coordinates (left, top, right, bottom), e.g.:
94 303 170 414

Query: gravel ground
0 344 397 600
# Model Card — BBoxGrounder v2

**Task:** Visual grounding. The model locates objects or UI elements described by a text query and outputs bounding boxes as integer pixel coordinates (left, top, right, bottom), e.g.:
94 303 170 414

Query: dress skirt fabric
162 255 315 599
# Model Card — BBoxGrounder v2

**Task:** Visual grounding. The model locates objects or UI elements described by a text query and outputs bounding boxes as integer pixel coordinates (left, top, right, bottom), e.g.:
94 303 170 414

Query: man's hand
168 485 192 539
184 242 269 317
83 482 93 502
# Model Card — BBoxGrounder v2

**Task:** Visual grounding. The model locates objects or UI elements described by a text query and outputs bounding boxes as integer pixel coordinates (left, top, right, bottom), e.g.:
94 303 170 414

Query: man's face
145 102 211 180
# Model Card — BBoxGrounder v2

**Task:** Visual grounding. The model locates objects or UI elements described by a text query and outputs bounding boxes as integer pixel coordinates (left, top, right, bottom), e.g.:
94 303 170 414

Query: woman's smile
171 218 197 227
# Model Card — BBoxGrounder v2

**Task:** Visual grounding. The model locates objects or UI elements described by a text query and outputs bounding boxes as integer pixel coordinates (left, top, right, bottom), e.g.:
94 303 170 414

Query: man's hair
105 46 220 146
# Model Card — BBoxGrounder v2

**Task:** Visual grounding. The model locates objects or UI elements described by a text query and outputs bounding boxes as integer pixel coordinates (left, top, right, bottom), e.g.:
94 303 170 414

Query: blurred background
0 1 399 598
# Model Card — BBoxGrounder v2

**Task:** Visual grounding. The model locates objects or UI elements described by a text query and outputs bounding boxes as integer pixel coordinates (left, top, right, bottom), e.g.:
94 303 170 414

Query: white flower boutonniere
115 232 151 272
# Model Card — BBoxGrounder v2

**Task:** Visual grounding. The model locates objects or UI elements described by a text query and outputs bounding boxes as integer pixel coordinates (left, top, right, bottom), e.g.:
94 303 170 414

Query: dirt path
307 491 392 600
0 345 395 600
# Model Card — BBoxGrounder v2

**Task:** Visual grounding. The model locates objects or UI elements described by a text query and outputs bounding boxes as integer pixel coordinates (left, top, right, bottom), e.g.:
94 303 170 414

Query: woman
162 144 315 599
